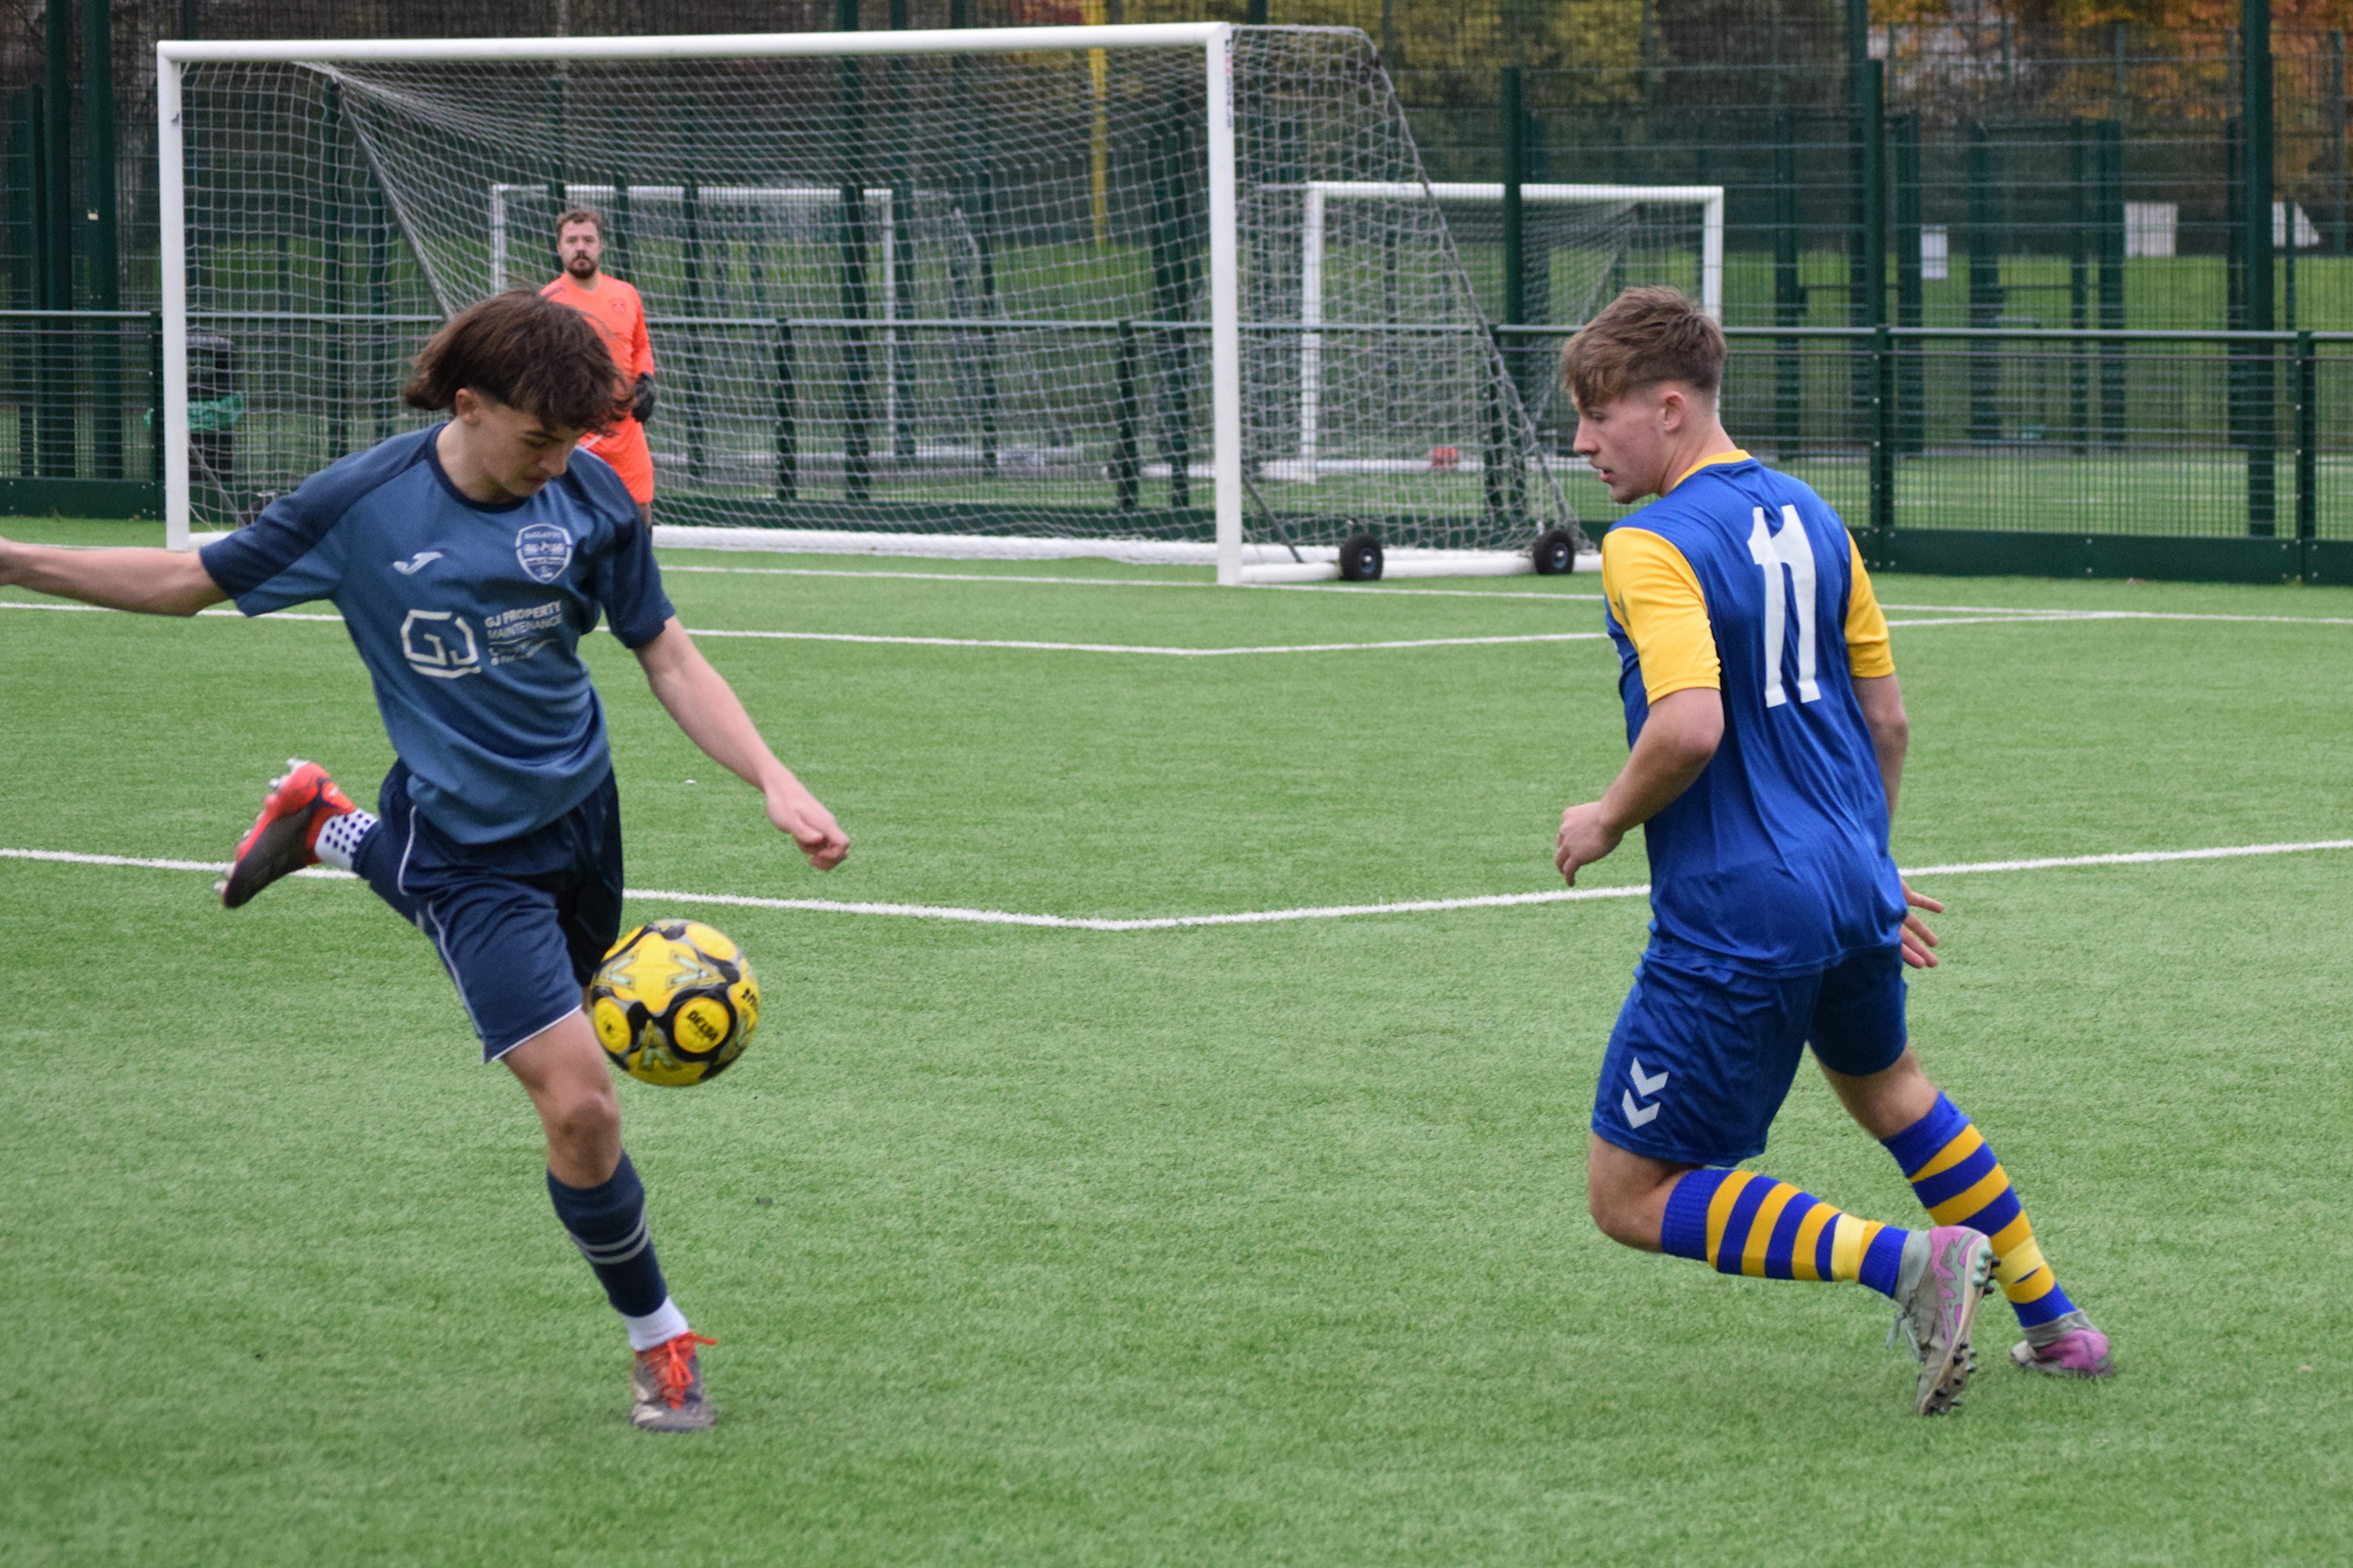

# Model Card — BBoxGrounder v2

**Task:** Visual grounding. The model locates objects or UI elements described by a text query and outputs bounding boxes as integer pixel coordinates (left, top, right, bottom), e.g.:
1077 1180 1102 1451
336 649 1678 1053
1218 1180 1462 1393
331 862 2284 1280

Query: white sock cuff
313 808 379 872
622 1297 691 1352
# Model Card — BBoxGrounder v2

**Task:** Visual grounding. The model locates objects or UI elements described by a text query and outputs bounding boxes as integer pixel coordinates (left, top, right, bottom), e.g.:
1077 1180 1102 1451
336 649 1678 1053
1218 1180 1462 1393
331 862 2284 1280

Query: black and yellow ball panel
589 920 760 1087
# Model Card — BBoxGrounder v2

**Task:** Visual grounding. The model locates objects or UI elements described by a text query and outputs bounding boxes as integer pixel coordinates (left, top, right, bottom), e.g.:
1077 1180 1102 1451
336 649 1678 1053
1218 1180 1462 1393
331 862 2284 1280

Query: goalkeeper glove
631 374 657 426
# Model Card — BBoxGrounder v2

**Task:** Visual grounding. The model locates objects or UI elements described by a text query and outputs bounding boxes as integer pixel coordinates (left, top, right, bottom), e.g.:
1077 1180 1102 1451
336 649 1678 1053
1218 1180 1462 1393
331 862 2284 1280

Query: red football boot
220 759 358 909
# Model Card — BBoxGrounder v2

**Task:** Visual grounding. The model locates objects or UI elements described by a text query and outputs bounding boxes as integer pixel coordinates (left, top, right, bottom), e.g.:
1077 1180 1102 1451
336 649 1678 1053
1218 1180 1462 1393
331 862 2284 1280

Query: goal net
158 24 1580 582
1298 182 1722 471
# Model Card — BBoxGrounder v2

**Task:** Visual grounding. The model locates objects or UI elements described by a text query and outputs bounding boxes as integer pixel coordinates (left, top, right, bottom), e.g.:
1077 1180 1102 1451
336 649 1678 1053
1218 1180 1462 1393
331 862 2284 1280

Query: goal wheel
1338 533 1385 582
1532 527 1578 575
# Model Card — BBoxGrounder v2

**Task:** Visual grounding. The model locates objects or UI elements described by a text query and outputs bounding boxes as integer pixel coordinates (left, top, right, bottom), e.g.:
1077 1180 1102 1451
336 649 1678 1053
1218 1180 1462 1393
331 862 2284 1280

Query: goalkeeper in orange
542 207 658 521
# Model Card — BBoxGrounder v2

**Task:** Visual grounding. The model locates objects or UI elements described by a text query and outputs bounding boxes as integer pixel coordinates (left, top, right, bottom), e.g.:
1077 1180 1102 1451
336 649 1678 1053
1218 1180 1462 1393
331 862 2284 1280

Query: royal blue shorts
1588 945 1908 1166
355 761 625 1063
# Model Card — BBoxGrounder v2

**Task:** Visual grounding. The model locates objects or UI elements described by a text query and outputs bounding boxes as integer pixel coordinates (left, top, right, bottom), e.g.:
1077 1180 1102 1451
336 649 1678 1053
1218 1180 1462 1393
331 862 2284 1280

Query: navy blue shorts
355 762 625 1063
1588 945 1908 1166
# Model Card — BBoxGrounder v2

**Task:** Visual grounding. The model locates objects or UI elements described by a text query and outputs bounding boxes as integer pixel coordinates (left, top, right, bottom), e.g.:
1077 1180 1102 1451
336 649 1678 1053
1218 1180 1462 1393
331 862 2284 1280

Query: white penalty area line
651 564 2353 624
7 838 2349 933
7 598 2351 653
660 562 1609 601
0 599 1605 654
683 626 1612 655
0 596 2021 651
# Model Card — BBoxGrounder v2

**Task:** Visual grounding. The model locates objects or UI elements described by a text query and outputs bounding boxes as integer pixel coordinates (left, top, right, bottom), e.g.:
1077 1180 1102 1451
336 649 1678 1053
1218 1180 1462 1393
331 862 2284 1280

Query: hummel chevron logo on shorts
1622 1058 1670 1128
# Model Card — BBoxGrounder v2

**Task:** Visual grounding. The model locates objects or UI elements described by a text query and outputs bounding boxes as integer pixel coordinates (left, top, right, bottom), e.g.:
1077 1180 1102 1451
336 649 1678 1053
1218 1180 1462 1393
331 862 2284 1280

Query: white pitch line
0 598 1602 655
659 562 1609 601
8 838 2349 931
10 598 2352 649
684 626 1610 655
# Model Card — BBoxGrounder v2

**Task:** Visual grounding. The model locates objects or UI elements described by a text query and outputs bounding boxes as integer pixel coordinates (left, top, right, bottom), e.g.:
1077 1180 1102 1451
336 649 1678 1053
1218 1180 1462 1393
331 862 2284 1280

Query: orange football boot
220 759 358 908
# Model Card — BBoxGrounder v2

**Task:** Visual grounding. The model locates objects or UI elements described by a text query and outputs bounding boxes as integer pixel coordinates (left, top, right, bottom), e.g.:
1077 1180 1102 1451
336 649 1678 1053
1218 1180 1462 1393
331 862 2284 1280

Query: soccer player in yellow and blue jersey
1553 287 2113 1415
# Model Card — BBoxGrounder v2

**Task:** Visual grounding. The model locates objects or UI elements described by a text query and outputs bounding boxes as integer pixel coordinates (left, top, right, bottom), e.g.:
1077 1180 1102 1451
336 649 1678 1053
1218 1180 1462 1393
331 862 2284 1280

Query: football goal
1295 182 1723 477
156 24 1582 584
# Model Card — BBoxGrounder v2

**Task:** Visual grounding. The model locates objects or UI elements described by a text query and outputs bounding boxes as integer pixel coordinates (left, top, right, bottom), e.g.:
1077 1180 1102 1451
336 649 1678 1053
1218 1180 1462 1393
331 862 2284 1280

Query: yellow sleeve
1844 533 1895 680
1602 527 1720 701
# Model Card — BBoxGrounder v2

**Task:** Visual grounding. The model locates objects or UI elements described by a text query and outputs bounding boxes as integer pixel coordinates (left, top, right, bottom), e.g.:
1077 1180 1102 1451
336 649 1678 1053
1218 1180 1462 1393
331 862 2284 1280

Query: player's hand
631 374 656 426
1555 801 1623 886
766 778 849 870
1898 880 1944 969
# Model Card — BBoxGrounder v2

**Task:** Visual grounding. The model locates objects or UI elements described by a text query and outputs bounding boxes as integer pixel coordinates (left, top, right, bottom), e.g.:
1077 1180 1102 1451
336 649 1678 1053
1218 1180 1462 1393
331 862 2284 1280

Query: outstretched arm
632 617 849 870
1854 671 1943 968
0 535 228 616
1555 685 1723 885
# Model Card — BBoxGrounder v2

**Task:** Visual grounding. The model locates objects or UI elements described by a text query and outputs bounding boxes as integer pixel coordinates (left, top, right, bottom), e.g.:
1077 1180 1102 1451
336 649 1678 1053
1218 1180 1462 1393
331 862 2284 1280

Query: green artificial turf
3 522 2349 1564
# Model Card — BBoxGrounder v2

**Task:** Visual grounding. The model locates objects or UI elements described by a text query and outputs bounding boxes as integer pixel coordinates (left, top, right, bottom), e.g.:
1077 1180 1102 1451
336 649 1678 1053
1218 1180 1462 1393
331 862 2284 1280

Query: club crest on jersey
515 522 573 584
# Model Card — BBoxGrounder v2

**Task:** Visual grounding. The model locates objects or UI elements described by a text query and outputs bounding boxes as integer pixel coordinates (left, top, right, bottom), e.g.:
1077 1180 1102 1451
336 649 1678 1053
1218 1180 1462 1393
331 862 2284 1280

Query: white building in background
2274 200 2322 249
1920 225 1949 280
2124 202 2177 259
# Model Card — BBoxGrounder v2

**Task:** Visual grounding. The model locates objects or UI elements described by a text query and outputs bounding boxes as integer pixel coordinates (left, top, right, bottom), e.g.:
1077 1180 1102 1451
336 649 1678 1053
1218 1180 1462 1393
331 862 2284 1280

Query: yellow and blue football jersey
1601 451 1904 976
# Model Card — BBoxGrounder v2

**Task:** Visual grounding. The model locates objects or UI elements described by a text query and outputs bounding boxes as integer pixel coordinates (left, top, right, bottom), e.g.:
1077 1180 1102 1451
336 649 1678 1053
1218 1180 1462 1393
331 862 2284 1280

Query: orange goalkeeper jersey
540 271 657 504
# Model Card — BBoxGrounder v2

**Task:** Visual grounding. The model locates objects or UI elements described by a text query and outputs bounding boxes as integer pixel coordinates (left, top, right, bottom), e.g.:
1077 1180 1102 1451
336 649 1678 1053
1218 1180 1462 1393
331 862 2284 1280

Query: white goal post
1297 182 1722 477
158 25 1574 584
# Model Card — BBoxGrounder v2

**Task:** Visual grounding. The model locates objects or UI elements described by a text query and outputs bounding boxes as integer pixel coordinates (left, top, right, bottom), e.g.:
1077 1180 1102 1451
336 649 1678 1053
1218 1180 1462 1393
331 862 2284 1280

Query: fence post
1892 111 1924 454
836 6 872 504
36 11 76 482
2098 120 2127 445
1501 66 1525 332
1481 325 1509 526
1849 59 1886 444
322 82 346 465
686 174 715 489
1966 122 2002 444
2245 0 2277 536
2069 119 2091 456
149 311 165 493
2297 329 2316 568
1772 102 1801 460
85 0 121 479
775 319 797 504
1113 319 1142 513
1870 324 1895 545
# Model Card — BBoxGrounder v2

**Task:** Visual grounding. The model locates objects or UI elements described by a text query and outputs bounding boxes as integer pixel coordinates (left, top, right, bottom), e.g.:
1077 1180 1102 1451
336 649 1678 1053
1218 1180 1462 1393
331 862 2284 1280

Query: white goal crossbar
155 24 1252 580
1297 182 1722 476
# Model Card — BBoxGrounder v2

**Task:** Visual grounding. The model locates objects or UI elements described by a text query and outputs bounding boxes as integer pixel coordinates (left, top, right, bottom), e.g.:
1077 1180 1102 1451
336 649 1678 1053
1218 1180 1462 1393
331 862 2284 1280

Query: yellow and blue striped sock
1659 1169 1913 1297
1881 1094 2076 1329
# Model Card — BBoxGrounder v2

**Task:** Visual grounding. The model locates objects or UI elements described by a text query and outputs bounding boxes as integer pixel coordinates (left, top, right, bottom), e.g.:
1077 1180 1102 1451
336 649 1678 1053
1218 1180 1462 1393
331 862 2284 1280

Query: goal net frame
159 25 1568 584
1297 182 1723 476
159 24 1251 573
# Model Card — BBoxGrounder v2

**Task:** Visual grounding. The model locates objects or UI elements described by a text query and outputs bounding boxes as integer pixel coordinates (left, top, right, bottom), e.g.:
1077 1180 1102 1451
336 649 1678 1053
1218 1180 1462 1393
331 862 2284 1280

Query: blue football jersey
200 427 675 843
1603 457 1904 975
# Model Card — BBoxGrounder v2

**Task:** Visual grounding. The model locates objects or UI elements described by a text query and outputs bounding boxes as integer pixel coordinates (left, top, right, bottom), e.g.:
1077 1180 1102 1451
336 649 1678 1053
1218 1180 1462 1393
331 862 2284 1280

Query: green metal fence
1506 321 2353 582
0 308 161 520
13 306 2353 584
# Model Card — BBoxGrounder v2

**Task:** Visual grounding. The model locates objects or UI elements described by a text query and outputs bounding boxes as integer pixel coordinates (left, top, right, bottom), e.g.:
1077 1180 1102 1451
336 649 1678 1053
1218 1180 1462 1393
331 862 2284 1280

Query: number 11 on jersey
1748 504 1820 709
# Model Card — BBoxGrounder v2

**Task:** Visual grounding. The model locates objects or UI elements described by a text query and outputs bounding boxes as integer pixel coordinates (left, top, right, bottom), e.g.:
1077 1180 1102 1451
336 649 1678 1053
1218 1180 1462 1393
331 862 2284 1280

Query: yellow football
589 920 760 1087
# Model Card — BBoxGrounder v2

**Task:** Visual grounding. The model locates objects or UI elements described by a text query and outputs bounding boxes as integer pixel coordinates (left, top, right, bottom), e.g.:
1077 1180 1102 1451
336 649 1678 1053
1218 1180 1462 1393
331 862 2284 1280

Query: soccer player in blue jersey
0 292 849 1432
1551 287 2111 1414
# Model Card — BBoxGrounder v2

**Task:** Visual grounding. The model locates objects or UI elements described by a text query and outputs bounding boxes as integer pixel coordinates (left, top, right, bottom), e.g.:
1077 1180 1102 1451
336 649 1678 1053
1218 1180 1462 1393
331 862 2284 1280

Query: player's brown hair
402 291 623 434
554 207 604 238
1561 286 1725 413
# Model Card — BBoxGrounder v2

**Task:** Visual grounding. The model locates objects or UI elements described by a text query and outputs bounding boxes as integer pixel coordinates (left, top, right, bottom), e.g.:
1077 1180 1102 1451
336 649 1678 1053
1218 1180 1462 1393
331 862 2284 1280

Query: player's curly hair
1561 285 1725 413
403 291 624 434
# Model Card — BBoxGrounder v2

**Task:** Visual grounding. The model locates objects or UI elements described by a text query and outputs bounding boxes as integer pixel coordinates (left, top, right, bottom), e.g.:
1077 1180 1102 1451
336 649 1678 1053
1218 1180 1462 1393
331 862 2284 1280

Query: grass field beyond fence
2 519 2348 1566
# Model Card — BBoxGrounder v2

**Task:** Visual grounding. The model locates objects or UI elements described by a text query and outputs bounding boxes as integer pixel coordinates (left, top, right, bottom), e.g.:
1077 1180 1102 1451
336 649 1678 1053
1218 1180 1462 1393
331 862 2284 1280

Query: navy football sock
547 1152 670 1320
